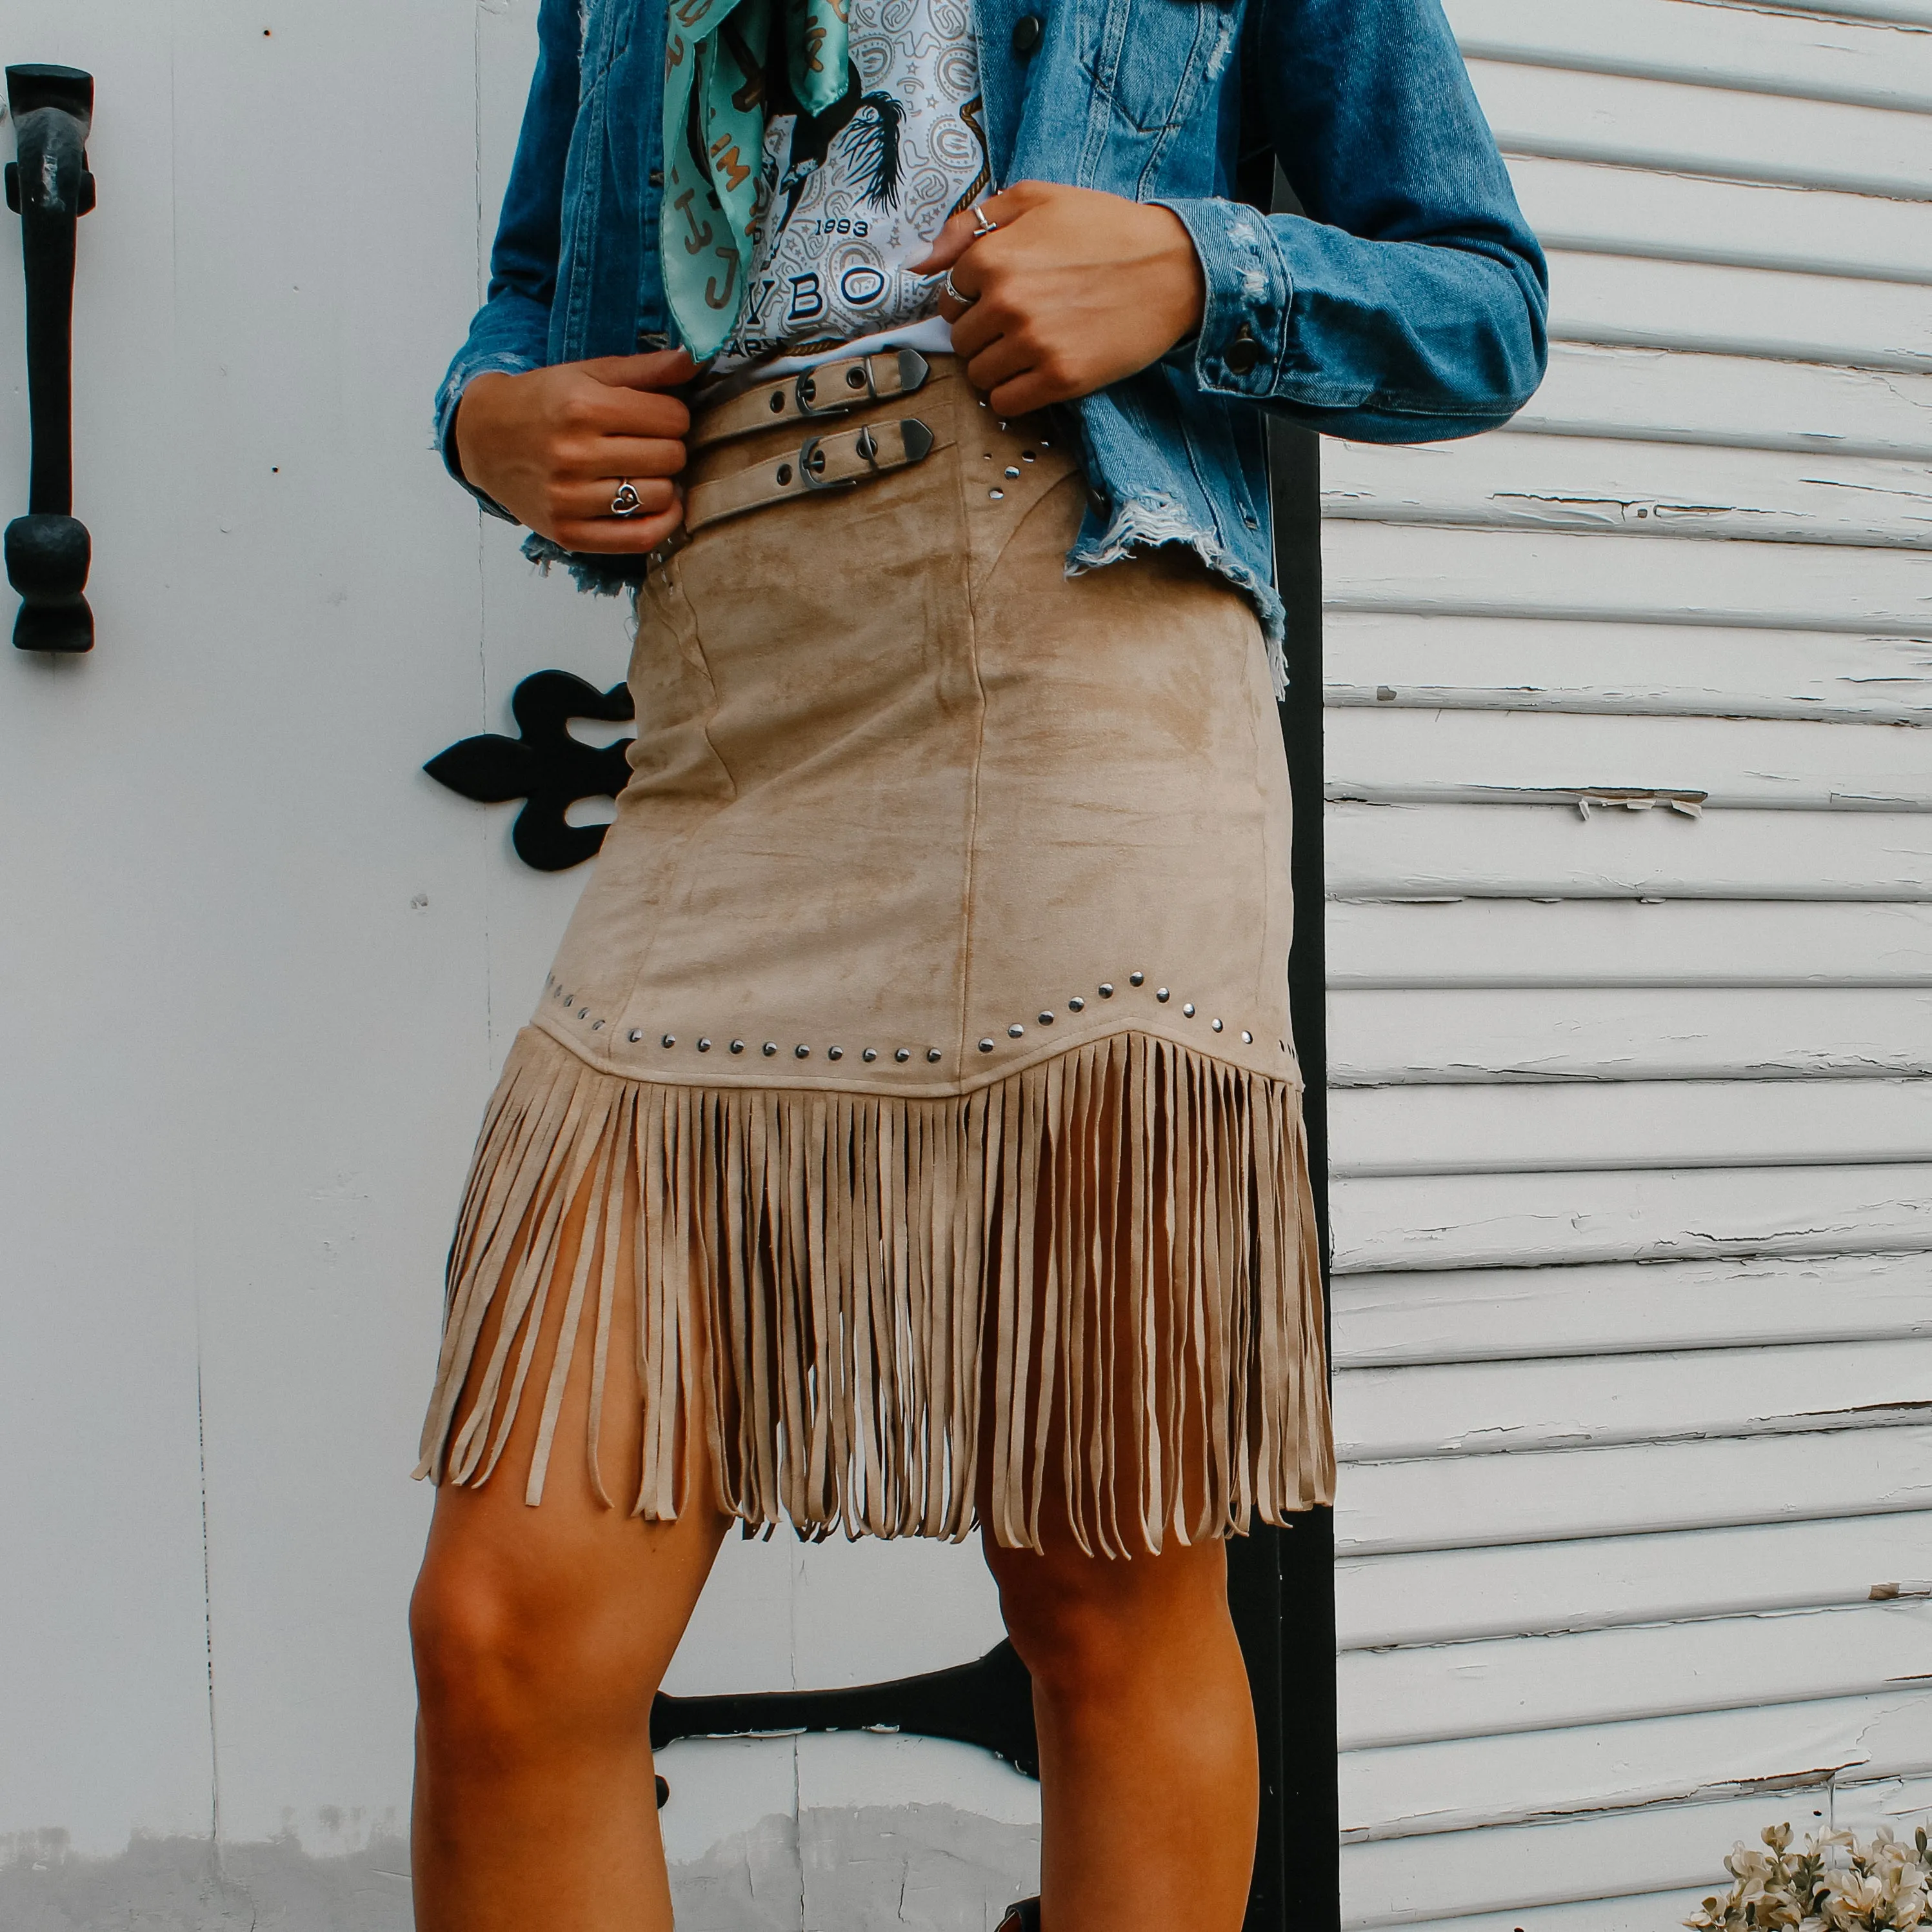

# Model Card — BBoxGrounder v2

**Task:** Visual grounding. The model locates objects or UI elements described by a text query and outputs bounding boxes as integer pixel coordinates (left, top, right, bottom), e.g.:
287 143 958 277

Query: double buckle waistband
642 350 941 568
690 347 935 453
683 415 936 534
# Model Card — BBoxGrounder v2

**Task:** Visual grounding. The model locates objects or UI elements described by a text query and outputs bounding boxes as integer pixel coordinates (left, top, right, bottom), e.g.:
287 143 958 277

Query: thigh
415 1155 733 1697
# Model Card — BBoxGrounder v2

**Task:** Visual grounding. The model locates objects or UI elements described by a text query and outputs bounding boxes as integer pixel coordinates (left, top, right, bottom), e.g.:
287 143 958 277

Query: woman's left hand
913 181 1206 416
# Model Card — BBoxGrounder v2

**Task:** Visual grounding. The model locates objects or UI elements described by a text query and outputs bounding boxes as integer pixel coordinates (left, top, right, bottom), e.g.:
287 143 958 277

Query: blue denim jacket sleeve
432 0 584 516
1157 0 1548 443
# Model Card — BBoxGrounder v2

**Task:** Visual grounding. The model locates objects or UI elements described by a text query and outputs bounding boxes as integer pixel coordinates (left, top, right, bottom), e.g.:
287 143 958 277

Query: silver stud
997 419 1009 430
862 1048 878 1062
1211 1018 1224 1032
1182 1002 1195 1017
795 1044 810 1059
1130 972 1145 987
1009 1024 1024 1038
828 1046 844 1061
979 1038 996 1053
764 1041 779 1057
592 1020 604 1030
1022 451 1036 463
927 1048 942 1063
1039 1011 1054 1024
989 488 1004 500
579 1008 590 1019
895 1048 911 1063
1004 466 1020 479
629 1030 644 1043
1156 988 1170 1003
1068 997 1084 1011
662 1033 676 1046
732 1039 746 1054
698 1037 712 1051
977 397 989 408
1241 1031 1253 1044
1099 983 1114 998
1039 437 1051 448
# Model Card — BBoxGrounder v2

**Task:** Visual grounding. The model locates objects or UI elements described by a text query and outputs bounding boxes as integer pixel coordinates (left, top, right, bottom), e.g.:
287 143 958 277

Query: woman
408 0 1546 1927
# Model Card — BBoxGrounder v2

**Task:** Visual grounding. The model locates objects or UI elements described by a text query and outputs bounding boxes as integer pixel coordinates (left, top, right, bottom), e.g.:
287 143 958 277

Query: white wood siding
1329 3 1932 1923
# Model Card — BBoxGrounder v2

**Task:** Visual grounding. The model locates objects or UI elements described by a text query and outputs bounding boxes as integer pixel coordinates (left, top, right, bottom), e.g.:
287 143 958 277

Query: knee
986 1540 1222 1704
410 1547 660 1758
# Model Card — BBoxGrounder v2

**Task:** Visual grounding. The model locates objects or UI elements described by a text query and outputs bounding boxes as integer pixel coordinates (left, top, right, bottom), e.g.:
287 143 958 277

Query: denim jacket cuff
433 352 540 523
1151 197 1291 401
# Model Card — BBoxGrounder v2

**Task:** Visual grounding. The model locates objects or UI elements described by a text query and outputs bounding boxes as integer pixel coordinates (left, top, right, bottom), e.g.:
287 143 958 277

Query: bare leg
983 1524 1259 1932
409 1177 732 1932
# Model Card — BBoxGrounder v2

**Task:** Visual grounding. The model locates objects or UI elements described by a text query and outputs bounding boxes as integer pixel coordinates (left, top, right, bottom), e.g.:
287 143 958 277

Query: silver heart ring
610 481 644 518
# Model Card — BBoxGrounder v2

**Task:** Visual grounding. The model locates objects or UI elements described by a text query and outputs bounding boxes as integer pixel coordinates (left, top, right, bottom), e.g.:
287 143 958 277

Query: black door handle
5 64 96 654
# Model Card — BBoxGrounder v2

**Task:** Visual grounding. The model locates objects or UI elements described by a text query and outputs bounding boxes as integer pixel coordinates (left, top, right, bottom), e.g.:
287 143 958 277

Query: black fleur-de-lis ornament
424 670 636 872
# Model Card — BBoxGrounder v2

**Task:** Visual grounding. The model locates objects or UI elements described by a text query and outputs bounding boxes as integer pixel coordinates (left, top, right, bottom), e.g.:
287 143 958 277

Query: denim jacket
435 0 1548 684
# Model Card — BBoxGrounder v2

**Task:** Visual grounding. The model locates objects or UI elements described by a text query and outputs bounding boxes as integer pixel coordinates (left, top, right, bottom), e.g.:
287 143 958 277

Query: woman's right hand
453 349 697 553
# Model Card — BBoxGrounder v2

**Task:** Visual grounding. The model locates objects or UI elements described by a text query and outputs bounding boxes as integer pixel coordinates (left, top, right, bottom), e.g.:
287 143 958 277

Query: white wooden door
1326 2 1932 1924
0 7 1034 1926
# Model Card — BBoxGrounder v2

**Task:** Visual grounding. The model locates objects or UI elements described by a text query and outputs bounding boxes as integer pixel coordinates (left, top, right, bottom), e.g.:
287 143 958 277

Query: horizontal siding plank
1329 1077 1932 1175
1334 1337 1932 1459
1517 344 1932 459
1331 1163 1932 1271
1326 801 1932 903
1346 1886 1717 1932
1548 248 1932 372
1338 1426 1932 1551
1336 1513 1932 1648
1444 0 1932 111
1324 612 1932 727
1324 433 1932 552
1331 1253 1932 1366
1325 710 1932 812
1348 1774 1932 1931
1329 988 1932 1084
1324 900 1932 989
1342 1788 1862 1931
1338 1686 1932 1840
1338 1601 1932 1747
1322 522 1932 630
1477 70 1932 203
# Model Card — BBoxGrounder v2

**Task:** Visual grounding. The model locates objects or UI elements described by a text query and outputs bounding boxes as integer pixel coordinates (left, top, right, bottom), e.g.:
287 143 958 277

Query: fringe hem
415 1026 1334 1554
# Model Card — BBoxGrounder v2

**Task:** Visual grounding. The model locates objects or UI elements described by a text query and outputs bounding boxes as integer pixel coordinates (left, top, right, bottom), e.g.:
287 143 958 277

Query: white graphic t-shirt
707 0 990 379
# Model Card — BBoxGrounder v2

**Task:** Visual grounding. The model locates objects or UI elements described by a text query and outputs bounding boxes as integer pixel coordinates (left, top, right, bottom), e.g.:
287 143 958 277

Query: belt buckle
793 363 861 417
797 431 865 490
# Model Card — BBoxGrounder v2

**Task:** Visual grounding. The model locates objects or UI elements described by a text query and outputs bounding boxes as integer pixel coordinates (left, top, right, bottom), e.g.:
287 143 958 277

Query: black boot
997 1899 1042 1932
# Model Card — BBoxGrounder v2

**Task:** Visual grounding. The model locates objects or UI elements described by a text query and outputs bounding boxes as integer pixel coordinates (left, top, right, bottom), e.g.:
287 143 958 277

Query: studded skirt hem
415 359 1334 1546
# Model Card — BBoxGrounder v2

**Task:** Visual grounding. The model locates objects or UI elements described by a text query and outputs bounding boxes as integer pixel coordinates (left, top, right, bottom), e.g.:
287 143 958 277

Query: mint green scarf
662 0 850 361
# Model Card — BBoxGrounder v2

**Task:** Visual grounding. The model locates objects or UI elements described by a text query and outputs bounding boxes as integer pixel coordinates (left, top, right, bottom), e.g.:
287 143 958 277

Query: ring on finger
610 480 644 518
942 269 978 308
971 206 999 237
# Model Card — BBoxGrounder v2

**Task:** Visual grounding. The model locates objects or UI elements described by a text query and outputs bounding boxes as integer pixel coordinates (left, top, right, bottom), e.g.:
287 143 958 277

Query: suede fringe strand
415 1027 1333 1554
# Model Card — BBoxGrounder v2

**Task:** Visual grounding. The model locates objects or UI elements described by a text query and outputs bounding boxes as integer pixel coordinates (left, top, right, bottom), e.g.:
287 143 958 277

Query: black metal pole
1226 131 1340 1932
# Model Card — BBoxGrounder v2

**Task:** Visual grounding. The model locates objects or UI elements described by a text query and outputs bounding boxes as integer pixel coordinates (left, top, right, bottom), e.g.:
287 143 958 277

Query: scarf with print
662 0 850 359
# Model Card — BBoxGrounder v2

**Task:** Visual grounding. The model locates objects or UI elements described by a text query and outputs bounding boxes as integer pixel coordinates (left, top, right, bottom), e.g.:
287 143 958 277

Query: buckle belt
687 348 933 453
678 416 937 541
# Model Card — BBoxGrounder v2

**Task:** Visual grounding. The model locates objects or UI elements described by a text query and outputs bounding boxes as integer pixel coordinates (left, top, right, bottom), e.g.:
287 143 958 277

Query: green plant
1686 1823 1931 1931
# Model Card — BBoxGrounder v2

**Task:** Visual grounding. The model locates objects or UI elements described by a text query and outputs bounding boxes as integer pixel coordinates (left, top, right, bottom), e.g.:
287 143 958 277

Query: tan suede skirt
417 360 1333 1552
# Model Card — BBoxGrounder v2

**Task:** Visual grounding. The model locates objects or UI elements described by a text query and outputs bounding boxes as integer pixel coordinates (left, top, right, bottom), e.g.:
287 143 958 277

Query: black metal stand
5 63 95 653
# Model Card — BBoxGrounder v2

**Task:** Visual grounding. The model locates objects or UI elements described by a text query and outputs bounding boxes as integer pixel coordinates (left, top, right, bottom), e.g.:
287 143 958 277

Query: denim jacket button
1224 326 1262 376
1011 14 1044 54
